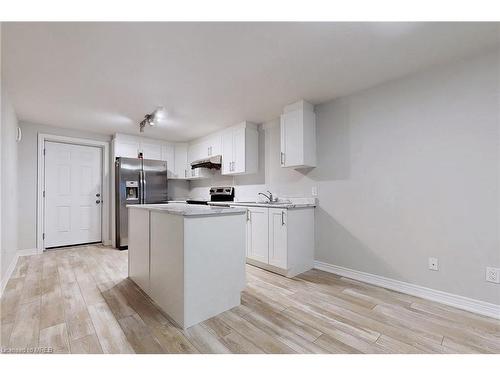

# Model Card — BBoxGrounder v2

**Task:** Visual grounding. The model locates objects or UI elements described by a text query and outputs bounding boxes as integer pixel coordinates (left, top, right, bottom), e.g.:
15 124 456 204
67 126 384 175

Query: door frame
37 133 110 253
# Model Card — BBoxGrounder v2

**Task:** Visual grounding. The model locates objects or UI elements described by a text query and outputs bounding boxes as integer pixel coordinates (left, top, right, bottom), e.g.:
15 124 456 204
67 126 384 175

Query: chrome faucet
258 191 274 202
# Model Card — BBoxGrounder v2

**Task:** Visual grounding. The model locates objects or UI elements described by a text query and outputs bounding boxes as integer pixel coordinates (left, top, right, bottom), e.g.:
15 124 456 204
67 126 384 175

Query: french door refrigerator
115 157 168 249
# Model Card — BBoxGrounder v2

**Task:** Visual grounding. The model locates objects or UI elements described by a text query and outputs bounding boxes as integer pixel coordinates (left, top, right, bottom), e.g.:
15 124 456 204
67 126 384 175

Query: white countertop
127 203 247 217
208 198 316 209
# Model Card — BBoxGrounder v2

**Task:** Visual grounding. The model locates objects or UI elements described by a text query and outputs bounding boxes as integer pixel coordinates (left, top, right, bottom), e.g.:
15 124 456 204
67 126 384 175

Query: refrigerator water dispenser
125 181 139 200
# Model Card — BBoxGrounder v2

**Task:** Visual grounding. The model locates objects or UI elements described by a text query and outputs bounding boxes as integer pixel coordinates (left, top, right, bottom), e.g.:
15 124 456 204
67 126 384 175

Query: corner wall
191 49 500 305
1 86 19 285
313 50 500 305
16 122 112 251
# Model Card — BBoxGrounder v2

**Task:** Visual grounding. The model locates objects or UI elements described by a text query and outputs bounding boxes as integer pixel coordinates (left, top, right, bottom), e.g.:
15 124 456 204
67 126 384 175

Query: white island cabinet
127 203 247 329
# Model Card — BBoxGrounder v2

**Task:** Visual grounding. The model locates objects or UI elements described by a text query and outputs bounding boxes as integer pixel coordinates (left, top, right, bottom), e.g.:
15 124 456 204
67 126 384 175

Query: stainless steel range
186 186 234 205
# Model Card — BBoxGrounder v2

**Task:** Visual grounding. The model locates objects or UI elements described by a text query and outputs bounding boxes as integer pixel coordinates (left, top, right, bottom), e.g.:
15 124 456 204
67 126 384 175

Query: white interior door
44 141 102 248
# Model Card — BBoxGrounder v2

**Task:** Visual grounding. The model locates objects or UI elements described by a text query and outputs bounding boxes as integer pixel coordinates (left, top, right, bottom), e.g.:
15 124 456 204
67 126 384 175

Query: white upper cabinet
221 122 258 175
161 144 175 178
173 143 189 179
113 134 190 180
187 140 206 163
221 130 233 174
113 119 258 181
141 141 162 160
114 137 140 158
188 134 222 163
280 100 316 168
206 134 222 156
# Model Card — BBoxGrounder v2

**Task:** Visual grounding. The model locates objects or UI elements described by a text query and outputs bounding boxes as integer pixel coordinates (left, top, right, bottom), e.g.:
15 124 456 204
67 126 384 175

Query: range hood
190 155 222 170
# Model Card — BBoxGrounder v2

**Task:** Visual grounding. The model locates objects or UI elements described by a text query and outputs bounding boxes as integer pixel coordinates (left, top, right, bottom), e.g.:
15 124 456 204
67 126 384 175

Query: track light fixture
139 106 166 132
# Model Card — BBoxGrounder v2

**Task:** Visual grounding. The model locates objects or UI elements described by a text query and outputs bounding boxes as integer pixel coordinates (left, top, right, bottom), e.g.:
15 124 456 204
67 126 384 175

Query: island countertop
127 202 247 217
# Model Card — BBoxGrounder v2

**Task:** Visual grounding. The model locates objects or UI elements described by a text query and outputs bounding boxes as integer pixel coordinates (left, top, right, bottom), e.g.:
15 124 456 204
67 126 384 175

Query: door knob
96 200 101 204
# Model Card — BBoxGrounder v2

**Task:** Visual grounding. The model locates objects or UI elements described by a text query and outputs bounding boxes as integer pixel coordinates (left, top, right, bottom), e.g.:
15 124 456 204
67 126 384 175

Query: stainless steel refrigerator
115 157 168 249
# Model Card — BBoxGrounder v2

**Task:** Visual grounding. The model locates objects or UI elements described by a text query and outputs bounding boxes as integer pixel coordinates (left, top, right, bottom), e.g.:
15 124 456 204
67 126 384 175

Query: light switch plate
311 186 318 197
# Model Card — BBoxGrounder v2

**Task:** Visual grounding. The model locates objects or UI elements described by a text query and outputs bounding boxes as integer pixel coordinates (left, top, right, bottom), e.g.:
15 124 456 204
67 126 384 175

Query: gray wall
192 50 500 304
1 87 19 281
17 122 111 250
17 121 189 250
313 50 500 305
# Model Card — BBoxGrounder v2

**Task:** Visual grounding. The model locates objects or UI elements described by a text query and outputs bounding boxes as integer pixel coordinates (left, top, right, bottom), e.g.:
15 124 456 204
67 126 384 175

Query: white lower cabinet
245 206 314 278
246 207 269 264
268 208 288 269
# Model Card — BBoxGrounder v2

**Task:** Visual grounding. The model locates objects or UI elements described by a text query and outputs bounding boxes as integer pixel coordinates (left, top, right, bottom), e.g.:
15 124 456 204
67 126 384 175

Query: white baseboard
314 260 500 320
17 248 38 256
0 248 38 297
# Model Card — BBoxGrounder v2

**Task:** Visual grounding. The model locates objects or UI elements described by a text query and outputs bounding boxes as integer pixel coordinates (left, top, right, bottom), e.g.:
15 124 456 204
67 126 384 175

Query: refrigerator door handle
143 170 146 204
139 169 144 204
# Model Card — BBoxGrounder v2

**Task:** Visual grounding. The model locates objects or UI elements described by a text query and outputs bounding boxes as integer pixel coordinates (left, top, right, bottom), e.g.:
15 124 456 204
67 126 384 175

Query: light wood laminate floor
1 245 499 354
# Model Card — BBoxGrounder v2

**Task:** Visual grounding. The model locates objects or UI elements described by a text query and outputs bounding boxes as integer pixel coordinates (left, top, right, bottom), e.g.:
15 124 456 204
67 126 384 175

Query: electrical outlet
486 267 500 284
428 257 439 271
311 186 318 197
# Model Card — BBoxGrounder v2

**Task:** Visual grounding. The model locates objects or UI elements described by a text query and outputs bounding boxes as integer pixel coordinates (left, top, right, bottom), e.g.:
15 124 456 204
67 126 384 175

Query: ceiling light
139 106 166 132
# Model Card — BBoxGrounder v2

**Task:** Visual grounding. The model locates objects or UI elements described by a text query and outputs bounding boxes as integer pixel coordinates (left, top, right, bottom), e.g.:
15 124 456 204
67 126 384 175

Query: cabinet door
269 208 287 269
141 142 162 160
232 127 246 174
221 130 233 175
115 140 140 158
161 144 175 178
188 141 206 163
281 111 302 167
209 134 222 156
187 143 197 163
247 207 269 264
174 143 188 179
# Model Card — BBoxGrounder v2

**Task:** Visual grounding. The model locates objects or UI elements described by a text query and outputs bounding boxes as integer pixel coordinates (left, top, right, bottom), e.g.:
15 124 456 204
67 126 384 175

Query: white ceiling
3 22 499 141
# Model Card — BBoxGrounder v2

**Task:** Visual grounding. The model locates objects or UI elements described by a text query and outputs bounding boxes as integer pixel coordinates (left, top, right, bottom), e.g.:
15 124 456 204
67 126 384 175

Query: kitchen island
127 203 247 329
